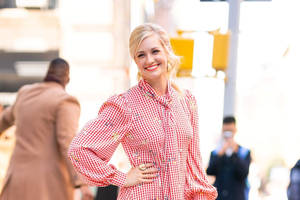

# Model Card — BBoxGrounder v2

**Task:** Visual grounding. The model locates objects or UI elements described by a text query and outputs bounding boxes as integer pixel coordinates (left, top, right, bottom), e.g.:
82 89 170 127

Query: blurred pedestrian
206 116 251 200
287 159 300 200
0 58 93 200
0 104 12 140
68 23 217 200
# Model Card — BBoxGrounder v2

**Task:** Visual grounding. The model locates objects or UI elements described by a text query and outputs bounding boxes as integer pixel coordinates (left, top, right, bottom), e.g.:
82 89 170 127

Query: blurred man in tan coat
0 58 93 200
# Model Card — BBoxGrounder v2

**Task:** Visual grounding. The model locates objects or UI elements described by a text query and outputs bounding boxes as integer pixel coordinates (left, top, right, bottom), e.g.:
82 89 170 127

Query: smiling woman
129 23 180 86
68 23 217 200
133 34 169 95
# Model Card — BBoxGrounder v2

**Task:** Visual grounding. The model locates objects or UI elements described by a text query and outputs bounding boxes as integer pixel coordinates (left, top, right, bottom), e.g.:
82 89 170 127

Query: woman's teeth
146 65 158 71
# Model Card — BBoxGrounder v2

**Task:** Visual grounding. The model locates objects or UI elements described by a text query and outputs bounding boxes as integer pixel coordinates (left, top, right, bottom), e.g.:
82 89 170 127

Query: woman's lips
145 64 159 71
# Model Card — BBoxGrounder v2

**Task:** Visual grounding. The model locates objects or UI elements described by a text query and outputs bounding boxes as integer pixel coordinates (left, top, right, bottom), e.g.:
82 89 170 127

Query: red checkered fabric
68 79 217 200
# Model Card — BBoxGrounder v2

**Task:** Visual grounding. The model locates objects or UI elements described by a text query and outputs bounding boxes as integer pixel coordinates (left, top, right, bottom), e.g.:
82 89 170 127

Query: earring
167 62 171 72
137 71 142 80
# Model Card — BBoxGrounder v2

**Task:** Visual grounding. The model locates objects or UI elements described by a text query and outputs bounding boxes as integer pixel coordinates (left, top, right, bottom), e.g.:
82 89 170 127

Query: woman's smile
144 64 159 71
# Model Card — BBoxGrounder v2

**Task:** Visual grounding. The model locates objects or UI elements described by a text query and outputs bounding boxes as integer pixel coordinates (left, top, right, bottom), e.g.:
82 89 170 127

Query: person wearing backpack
207 116 251 200
287 159 300 200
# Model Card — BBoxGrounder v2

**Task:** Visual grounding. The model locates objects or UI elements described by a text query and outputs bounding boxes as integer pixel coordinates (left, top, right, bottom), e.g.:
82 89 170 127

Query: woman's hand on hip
124 163 158 187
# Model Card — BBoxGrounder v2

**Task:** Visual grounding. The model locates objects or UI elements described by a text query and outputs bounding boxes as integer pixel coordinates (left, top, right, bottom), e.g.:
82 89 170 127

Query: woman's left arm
185 91 218 200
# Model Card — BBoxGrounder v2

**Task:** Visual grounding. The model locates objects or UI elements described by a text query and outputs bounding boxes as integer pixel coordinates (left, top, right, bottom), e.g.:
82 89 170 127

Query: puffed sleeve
68 94 132 187
184 90 218 200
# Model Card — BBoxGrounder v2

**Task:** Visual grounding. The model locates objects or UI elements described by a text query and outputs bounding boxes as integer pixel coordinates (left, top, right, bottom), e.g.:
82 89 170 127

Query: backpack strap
238 146 250 159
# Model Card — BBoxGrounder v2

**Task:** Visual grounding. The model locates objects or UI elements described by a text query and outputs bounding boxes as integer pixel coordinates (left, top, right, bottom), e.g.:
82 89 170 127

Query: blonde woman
68 23 217 200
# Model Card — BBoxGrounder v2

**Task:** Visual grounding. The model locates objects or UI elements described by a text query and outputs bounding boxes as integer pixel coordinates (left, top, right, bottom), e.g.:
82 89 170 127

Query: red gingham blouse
68 79 217 200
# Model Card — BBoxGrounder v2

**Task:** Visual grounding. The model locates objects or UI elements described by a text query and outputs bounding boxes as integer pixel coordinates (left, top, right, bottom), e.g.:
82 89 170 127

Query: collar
138 79 174 108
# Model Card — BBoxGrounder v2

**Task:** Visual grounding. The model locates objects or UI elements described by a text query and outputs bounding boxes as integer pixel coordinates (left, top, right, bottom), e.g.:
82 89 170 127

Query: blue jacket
206 146 251 200
288 159 300 200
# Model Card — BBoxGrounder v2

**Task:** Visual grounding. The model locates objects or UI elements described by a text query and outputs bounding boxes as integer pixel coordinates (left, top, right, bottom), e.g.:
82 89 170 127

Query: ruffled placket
138 80 183 200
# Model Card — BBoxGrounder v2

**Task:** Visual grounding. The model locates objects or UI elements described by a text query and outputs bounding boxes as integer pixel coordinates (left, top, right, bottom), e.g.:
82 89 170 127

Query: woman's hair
44 58 70 86
129 23 180 81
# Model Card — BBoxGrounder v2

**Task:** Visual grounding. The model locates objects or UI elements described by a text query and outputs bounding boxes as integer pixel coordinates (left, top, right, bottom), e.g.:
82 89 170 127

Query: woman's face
134 34 168 83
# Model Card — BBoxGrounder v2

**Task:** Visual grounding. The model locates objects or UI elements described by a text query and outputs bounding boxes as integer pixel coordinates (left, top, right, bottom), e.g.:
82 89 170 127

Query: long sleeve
231 150 251 181
206 152 223 176
68 94 132 187
56 95 83 187
184 91 218 200
0 106 15 134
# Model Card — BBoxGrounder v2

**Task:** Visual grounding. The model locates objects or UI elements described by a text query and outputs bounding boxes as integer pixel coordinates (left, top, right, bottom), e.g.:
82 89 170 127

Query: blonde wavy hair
129 23 181 89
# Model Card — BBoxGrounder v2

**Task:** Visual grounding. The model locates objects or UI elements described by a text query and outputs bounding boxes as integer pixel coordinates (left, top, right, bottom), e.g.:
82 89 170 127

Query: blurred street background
1 0 300 199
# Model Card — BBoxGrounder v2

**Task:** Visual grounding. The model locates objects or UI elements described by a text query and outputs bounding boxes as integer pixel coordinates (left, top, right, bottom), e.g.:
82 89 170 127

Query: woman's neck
146 78 168 96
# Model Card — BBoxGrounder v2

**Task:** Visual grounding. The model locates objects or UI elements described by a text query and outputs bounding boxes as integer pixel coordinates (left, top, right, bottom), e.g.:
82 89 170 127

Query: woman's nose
146 54 154 64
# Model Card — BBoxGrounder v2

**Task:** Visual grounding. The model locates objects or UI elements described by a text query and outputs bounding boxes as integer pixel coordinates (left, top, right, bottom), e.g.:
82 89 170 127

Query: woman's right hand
124 163 158 187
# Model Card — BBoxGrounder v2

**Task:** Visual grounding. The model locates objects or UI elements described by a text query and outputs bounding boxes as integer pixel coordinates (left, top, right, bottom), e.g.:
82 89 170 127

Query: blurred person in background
0 104 9 140
0 104 13 141
287 159 300 200
206 116 251 200
0 58 93 200
68 23 217 200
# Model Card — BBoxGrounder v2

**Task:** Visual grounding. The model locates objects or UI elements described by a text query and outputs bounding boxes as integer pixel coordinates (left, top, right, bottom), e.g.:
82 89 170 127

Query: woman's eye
137 54 144 58
153 50 160 54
